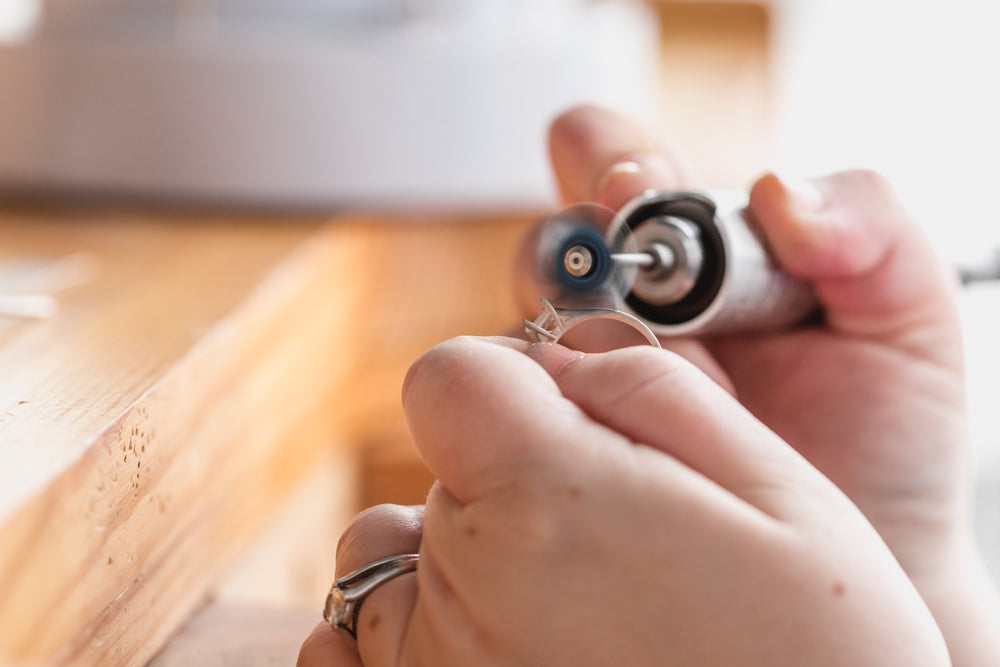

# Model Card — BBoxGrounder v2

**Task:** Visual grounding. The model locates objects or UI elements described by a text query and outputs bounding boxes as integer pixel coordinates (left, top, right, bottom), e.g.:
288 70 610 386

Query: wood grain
0 207 532 666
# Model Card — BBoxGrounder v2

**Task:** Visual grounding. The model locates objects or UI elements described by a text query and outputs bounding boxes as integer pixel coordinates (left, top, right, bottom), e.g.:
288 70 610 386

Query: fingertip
747 172 819 276
400 336 563 501
759 172 825 211
548 104 621 203
751 170 961 345
595 154 681 211
403 337 531 409
400 338 466 411
547 104 690 206
548 104 626 162
748 172 883 279
400 349 424 410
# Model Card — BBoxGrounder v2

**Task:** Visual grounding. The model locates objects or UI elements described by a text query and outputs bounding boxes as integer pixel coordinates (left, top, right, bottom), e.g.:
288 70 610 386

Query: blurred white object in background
0 0 41 43
0 0 660 209
771 0 1000 256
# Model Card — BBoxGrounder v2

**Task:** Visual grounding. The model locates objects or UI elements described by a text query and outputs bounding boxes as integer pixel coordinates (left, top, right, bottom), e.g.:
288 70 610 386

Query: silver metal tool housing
608 190 817 336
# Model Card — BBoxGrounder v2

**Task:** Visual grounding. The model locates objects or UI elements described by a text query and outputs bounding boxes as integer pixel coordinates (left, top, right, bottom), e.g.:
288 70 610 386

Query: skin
300 105 1000 666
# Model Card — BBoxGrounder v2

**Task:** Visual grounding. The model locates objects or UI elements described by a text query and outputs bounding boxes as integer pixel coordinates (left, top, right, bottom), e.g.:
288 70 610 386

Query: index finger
548 104 695 209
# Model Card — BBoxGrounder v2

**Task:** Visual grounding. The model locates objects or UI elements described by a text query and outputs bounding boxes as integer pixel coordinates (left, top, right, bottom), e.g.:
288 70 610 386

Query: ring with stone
323 553 420 648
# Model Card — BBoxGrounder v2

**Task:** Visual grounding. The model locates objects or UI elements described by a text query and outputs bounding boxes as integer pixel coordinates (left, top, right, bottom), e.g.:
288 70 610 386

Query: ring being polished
523 298 661 349
324 553 420 648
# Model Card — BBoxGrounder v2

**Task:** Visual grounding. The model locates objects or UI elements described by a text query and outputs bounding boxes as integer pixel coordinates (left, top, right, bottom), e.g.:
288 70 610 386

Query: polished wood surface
0 207 531 666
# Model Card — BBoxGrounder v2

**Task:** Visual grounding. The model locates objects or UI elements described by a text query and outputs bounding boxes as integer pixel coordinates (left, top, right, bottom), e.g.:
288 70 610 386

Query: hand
512 105 1000 664
300 336 948 666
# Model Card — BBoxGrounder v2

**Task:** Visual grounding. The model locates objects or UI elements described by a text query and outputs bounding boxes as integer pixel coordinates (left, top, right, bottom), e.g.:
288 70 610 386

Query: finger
333 504 423 667
298 503 423 667
297 622 363 667
335 504 424 577
524 307 734 393
746 171 962 364
559 322 735 394
548 104 695 209
527 342 829 519
402 336 627 503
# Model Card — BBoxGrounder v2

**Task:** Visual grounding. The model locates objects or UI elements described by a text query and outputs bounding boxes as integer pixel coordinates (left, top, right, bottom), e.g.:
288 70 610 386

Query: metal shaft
610 252 658 268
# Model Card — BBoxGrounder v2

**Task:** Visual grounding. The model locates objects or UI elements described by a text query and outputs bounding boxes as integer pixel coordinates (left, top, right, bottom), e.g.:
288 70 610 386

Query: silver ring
324 553 419 648
523 298 661 349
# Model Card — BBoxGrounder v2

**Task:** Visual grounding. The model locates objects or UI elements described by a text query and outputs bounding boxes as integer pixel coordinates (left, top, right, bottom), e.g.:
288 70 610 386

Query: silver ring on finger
324 553 420 649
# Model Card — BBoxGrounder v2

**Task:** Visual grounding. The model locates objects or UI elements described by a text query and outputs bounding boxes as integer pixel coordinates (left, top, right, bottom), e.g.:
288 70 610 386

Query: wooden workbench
0 206 530 666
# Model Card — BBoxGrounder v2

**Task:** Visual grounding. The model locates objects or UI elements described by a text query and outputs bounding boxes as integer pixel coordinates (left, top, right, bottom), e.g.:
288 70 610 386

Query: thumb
748 171 962 364
527 342 836 521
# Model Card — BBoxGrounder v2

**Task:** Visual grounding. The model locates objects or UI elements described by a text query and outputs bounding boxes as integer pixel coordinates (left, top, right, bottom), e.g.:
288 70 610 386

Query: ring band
524 298 661 349
324 553 420 648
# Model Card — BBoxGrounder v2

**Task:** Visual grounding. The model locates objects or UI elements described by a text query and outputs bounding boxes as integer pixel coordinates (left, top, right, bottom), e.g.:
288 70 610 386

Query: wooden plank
213 446 361 611
146 603 318 667
0 209 360 666
0 211 319 525
0 208 533 666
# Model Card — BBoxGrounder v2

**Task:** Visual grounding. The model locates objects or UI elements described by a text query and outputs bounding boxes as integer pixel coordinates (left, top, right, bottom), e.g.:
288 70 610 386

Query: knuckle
335 504 418 575
472 489 562 554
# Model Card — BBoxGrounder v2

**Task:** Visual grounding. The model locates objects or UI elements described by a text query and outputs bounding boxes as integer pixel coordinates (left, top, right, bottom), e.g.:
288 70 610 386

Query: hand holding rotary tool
523 189 818 344
301 106 1000 667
